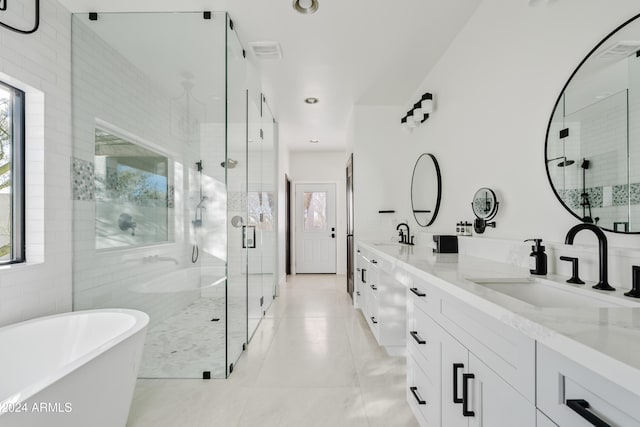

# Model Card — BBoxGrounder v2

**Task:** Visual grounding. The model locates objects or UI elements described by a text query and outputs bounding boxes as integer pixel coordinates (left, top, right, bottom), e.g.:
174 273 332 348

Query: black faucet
564 223 615 291
396 223 414 245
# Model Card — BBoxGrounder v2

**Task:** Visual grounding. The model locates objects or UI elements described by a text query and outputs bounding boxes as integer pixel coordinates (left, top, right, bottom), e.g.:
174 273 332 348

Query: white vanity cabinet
356 241 640 427
537 344 640 426
355 244 406 354
406 274 536 427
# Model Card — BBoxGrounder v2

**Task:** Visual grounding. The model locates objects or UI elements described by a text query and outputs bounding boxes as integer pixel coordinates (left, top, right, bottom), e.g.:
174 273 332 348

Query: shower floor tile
139 296 246 379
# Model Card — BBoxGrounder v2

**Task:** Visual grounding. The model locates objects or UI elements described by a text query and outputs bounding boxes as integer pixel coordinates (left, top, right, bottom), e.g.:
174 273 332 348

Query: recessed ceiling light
293 0 319 14
305 97 319 104
310 139 319 143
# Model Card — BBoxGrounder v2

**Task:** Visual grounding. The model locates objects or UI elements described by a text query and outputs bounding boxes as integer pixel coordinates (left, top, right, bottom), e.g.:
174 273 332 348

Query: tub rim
0 308 149 410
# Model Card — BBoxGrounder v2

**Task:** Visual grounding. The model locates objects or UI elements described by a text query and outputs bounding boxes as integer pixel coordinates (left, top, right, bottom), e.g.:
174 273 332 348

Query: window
94 128 169 249
0 81 25 264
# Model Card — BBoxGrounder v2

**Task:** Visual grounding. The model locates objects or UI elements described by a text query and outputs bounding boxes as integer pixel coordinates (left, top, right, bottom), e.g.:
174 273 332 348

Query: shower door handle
242 226 256 249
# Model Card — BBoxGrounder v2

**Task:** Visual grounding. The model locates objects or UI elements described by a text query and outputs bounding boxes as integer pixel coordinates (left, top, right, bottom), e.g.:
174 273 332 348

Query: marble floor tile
237 387 369 427
128 274 417 427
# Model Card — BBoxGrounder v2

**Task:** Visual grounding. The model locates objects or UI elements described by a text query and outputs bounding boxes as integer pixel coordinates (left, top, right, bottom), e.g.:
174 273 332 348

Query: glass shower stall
70 11 277 379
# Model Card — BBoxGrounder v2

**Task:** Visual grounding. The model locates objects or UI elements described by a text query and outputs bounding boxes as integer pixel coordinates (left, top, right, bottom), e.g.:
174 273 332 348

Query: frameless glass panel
247 93 262 338
563 90 629 229
72 12 228 379
303 192 328 231
261 99 277 309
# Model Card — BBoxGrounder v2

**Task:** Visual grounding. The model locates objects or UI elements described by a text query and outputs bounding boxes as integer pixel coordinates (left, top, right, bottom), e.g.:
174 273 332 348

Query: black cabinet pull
409 386 426 405
462 373 475 417
362 268 366 284
453 363 464 404
410 287 426 297
371 316 378 324
410 331 426 345
566 399 612 427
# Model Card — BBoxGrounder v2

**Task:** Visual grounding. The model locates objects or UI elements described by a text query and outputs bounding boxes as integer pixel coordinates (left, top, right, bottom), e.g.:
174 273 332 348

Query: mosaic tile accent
561 188 581 210
631 183 640 205
167 185 175 208
586 186 603 208
613 184 628 206
72 157 95 201
560 183 640 211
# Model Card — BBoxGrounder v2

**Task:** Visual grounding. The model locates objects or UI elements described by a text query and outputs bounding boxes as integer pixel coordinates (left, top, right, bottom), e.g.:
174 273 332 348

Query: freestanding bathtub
0 309 149 427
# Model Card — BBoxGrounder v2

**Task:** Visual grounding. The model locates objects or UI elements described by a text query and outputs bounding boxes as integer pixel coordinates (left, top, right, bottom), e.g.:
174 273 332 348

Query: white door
295 183 337 273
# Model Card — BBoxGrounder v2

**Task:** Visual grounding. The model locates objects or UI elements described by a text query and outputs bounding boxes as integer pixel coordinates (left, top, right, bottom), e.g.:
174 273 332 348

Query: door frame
291 181 339 275
285 174 291 276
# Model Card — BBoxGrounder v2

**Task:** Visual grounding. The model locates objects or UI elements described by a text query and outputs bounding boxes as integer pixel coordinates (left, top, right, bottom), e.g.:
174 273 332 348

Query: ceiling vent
597 41 640 59
248 42 283 60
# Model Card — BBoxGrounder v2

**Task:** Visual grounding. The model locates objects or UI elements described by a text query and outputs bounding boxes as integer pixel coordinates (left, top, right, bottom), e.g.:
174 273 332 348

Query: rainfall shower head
220 158 238 169
547 156 575 167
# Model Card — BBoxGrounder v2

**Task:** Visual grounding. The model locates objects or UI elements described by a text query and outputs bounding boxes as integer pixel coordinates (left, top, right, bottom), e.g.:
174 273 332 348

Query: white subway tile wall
0 0 72 327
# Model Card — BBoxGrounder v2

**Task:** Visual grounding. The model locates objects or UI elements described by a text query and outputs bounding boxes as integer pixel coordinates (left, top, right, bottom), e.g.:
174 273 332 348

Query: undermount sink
372 242 402 247
468 277 630 308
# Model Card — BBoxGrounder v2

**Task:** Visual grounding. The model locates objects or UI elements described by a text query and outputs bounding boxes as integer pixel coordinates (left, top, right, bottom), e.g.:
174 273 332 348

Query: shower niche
71 12 278 379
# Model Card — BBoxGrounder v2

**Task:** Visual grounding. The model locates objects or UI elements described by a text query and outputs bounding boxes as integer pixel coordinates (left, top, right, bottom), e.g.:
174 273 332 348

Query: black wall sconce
401 92 434 131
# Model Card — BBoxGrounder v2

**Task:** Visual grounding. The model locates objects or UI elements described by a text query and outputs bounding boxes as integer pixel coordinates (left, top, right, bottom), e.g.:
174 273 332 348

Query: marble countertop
359 240 640 396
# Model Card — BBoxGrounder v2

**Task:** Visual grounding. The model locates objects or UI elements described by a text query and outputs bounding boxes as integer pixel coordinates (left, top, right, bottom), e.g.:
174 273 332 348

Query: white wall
289 150 347 274
350 106 414 242
0 0 73 326
402 0 640 248
350 0 640 288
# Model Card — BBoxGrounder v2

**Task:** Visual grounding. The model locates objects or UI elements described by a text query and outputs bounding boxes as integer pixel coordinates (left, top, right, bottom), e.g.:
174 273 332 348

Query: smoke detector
597 41 640 59
248 41 283 60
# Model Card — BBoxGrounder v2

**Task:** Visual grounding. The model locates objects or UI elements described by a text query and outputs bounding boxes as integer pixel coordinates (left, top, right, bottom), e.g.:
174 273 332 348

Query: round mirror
472 188 498 220
411 153 442 227
545 13 640 233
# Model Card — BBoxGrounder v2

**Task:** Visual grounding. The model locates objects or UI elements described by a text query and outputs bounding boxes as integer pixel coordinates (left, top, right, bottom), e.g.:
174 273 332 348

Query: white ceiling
58 0 482 151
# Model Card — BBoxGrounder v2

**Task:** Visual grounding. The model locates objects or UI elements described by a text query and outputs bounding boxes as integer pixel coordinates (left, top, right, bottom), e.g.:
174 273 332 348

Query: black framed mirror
411 153 442 227
545 13 640 234
471 187 498 233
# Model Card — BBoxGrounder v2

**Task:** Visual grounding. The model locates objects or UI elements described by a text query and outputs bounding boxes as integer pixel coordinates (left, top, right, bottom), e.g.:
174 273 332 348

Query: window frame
0 80 26 265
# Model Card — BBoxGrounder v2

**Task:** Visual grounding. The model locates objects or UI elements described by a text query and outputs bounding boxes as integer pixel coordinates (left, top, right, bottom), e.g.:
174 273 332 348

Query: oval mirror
411 153 442 227
546 13 640 233
472 188 498 220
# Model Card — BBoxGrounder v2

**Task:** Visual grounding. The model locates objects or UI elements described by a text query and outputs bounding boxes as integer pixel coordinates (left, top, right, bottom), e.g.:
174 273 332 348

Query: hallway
127 274 418 426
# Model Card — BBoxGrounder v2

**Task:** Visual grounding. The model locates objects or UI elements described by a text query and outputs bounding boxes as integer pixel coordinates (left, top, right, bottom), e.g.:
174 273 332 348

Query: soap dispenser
525 239 547 275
